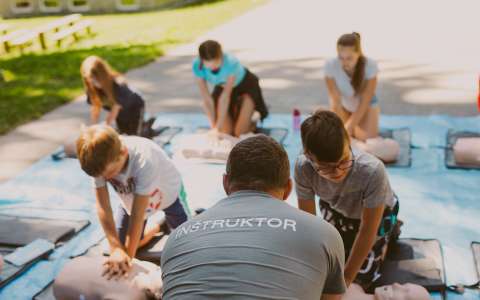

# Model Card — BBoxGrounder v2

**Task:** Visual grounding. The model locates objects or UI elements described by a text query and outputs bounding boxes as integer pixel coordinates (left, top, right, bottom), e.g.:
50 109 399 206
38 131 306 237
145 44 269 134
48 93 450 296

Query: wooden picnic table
51 19 94 47
37 14 82 49
0 29 31 53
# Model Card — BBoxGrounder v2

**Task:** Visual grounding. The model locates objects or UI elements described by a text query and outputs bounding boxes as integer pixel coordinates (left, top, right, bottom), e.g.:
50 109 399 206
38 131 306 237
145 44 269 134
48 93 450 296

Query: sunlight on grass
0 0 267 134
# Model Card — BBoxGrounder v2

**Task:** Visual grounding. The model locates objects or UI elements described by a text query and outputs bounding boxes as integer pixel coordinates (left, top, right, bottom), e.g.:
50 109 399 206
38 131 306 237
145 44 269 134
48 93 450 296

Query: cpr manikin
343 283 431 300
352 137 400 163
177 131 256 161
53 256 163 300
453 137 480 166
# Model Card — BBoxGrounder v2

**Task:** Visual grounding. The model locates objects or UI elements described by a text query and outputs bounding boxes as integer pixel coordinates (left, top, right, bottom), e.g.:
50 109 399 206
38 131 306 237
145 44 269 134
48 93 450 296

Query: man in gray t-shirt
162 135 346 300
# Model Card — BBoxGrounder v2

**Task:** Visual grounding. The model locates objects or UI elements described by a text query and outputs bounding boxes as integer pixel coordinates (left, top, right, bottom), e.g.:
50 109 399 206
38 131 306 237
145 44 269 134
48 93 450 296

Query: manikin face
374 283 431 300
100 148 127 180
338 46 360 74
203 57 223 73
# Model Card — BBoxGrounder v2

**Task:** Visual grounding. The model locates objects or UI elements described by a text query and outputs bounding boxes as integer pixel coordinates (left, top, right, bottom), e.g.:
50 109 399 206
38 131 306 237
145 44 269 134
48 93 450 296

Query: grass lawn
0 0 267 134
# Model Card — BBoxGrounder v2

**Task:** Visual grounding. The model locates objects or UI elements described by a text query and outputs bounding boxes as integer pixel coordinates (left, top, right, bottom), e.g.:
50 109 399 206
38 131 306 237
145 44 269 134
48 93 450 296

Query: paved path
1 0 478 182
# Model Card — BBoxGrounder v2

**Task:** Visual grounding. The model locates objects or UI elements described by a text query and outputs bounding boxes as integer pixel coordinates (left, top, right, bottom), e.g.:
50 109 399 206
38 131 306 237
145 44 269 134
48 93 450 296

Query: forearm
349 78 377 127
329 93 342 109
125 196 149 258
90 106 101 124
202 96 216 128
344 226 377 283
298 198 316 215
96 201 123 250
326 78 342 108
215 90 232 130
106 105 121 125
125 213 144 258
348 95 370 128
197 79 216 127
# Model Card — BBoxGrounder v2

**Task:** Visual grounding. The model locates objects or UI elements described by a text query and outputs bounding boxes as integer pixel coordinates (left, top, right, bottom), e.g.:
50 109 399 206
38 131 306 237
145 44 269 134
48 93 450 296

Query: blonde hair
76 124 123 177
80 56 122 108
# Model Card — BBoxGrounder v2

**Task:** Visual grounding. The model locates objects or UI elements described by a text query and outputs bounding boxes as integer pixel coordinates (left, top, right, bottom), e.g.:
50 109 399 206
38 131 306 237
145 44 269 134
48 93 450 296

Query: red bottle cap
293 108 300 116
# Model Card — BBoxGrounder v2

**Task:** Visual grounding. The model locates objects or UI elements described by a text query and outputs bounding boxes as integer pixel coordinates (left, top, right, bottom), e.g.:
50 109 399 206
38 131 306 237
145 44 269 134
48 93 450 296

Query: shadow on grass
0 39 179 134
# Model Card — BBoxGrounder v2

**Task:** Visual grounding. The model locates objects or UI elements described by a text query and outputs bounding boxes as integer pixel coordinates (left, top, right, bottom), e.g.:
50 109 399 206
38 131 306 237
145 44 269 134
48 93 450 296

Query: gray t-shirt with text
161 191 346 300
295 147 395 220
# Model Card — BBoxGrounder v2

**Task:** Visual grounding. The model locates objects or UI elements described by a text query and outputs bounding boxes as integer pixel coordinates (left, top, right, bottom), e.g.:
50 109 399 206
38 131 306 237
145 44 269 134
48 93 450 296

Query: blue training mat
378 239 446 293
1 113 480 300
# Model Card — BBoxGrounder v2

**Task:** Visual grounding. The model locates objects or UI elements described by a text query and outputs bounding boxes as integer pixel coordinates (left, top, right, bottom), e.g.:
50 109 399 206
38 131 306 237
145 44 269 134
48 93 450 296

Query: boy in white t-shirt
77 125 188 279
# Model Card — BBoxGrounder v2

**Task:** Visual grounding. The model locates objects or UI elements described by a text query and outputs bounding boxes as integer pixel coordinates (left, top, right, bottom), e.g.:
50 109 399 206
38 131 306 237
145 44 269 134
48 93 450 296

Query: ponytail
337 32 366 95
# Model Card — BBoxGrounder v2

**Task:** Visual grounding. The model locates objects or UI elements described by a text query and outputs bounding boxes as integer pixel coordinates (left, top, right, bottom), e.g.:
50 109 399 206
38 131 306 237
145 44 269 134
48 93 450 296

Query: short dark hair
301 110 350 163
226 135 290 192
198 40 222 61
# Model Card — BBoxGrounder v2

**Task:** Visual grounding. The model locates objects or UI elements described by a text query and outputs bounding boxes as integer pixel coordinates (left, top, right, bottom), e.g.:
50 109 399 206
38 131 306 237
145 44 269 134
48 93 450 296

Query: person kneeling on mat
76 125 188 279
324 33 399 162
161 135 346 299
453 137 480 166
193 40 269 137
81 56 156 138
295 110 400 292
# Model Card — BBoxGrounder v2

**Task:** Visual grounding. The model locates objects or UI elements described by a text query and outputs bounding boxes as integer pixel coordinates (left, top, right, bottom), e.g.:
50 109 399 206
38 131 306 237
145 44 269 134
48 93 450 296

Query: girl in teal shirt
193 40 268 137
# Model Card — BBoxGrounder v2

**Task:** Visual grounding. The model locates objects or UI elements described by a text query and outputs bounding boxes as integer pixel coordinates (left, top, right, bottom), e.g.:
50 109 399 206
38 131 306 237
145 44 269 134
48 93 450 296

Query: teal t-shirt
192 53 246 87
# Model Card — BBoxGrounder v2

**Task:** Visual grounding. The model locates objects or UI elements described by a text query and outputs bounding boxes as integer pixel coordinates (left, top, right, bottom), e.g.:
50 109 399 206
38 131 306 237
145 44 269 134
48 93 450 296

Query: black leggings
211 69 268 122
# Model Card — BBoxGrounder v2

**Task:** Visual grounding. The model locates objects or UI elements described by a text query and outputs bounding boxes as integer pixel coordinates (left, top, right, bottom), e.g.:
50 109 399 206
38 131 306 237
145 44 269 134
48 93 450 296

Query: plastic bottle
477 75 480 112
293 108 301 131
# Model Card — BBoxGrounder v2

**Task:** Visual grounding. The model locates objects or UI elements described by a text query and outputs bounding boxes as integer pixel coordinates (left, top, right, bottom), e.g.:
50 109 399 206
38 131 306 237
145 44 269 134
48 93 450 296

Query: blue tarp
0 113 479 299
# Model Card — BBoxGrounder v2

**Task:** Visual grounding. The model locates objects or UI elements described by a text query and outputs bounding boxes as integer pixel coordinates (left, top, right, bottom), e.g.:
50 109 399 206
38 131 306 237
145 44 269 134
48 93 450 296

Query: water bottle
292 108 301 131
477 75 480 112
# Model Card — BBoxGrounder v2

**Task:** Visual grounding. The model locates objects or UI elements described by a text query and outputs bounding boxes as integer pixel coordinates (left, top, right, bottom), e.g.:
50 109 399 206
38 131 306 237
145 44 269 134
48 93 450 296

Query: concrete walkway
1 0 478 182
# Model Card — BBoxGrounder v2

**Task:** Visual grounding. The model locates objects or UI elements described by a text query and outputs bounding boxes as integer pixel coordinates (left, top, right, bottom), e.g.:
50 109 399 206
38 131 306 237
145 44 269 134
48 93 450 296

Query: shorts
212 69 269 122
115 197 188 245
